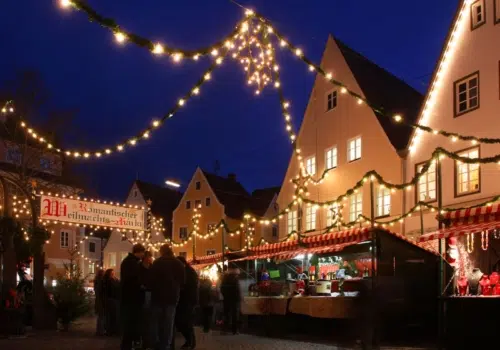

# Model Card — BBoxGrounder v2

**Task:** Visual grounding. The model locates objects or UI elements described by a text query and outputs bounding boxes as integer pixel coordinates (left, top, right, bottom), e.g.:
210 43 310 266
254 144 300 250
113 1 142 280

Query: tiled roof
334 37 424 152
250 186 280 217
201 170 250 219
134 180 183 238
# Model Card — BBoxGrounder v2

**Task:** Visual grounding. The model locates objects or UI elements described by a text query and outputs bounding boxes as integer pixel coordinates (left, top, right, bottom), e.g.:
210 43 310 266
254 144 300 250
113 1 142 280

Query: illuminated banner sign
39 195 147 231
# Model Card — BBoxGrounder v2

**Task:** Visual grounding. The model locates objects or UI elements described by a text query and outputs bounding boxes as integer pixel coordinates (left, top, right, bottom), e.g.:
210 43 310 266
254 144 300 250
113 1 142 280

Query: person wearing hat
120 243 146 350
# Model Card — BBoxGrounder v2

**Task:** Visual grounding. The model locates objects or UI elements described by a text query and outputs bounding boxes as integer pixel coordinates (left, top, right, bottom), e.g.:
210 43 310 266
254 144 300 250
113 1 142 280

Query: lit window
287 210 298 234
89 242 96 253
205 197 211 207
195 181 201 190
326 91 337 111
348 137 362 162
471 0 486 30
179 227 188 239
325 147 337 170
195 200 202 208
305 206 317 231
376 186 391 217
109 252 117 267
456 147 480 196
206 249 216 255
455 72 479 116
349 192 363 222
60 231 69 248
417 162 436 202
272 225 278 238
326 203 341 227
305 156 316 175
186 201 191 209
89 263 95 274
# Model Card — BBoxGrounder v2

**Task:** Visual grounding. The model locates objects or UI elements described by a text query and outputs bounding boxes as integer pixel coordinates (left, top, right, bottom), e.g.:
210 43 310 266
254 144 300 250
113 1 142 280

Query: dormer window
471 0 485 30
326 91 337 111
195 181 201 190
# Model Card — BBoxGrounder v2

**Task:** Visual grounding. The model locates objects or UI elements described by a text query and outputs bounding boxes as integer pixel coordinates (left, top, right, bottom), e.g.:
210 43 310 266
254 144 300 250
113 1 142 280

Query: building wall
277 37 404 238
405 0 500 235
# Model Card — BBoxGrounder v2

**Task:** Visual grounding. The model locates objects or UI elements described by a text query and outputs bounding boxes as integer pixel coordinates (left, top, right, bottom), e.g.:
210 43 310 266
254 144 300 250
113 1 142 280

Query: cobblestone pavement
0 317 433 350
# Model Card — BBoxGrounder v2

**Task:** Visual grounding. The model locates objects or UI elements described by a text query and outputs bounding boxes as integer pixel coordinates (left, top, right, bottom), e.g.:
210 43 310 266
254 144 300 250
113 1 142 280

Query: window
455 72 479 116
325 147 337 170
206 250 216 256
195 181 201 190
109 253 117 267
287 210 298 234
417 162 436 202
89 263 95 275
376 186 391 217
456 147 480 196
6 148 21 165
326 91 337 111
272 225 278 238
349 192 363 222
195 200 202 208
305 206 317 231
179 227 188 240
205 197 211 207
60 231 69 248
305 156 316 175
186 201 191 209
89 242 96 253
471 0 486 29
179 252 187 258
133 190 138 198
40 157 51 170
348 137 362 162
326 203 341 227
207 223 217 233
495 0 500 24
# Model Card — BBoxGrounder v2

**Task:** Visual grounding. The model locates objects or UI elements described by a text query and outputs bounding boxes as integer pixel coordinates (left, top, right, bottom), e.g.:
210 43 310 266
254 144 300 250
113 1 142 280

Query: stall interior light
357 240 371 245
165 180 181 188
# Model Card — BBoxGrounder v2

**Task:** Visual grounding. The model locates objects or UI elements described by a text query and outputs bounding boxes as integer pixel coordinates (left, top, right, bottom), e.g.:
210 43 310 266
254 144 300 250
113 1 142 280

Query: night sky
0 0 458 201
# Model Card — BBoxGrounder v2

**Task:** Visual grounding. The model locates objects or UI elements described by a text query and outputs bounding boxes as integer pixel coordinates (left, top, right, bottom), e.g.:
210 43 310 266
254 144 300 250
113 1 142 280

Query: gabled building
405 0 500 235
277 36 423 238
103 180 183 276
172 168 279 260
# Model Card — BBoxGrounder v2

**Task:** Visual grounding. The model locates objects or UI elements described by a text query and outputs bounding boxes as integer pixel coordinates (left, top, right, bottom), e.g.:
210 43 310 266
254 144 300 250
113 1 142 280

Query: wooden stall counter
288 296 357 319
241 296 290 315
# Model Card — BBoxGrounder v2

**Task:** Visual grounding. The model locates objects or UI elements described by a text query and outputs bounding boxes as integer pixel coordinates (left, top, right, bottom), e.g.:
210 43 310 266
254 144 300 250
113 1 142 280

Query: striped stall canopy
444 203 500 225
189 252 223 266
302 227 371 247
251 239 299 254
417 221 500 243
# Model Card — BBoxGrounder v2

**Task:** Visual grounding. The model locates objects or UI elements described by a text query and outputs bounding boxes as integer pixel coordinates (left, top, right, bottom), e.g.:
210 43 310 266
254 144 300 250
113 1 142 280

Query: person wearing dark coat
102 268 120 336
198 276 216 333
120 243 145 350
150 244 185 350
140 251 154 349
94 269 105 336
175 256 199 350
220 267 241 335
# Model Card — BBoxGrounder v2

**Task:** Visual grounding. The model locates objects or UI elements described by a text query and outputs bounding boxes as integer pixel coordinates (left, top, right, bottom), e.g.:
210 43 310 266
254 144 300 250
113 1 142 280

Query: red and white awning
302 227 371 246
444 203 500 225
417 221 500 242
251 239 299 254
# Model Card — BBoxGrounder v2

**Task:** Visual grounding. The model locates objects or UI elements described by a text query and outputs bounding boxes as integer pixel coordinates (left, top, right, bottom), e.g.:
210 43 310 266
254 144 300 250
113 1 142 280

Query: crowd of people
93 243 242 350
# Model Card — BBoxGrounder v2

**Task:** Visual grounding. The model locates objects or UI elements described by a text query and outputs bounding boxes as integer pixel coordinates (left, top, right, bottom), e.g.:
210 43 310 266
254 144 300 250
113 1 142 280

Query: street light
165 180 181 188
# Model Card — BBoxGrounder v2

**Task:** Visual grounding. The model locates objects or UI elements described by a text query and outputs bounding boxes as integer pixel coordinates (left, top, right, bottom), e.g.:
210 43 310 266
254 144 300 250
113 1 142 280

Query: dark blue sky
0 0 457 201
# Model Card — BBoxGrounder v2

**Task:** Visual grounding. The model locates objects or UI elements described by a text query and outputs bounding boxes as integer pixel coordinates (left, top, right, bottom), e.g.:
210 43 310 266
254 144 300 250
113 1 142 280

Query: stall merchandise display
479 275 491 296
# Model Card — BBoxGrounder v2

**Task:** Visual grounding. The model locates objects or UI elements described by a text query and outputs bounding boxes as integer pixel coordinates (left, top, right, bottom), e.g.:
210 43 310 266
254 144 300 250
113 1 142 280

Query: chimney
227 173 236 181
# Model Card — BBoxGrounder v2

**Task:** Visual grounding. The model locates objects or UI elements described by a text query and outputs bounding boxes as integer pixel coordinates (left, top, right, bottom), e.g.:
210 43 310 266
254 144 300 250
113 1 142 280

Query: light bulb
114 32 126 43
153 43 164 55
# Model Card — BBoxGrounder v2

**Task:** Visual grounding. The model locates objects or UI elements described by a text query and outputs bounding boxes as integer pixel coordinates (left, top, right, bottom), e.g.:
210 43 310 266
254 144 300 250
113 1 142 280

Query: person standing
120 243 145 350
140 251 154 349
103 268 120 336
198 276 216 333
150 244 185 350
94 269 105 336
175 256 199 349
220 267 241 335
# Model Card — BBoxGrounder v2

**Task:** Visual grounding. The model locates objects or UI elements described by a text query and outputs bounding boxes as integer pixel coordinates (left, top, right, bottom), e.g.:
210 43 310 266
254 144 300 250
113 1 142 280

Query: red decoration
479 275 492 296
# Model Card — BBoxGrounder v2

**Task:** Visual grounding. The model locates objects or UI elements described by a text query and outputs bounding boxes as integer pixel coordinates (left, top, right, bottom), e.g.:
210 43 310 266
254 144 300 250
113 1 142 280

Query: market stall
417 205 500 348
232 227 439 341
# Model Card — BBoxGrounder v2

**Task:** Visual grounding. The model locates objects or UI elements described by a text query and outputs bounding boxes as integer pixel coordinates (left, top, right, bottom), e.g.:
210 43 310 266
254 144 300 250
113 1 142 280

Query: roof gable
333 37 424 152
